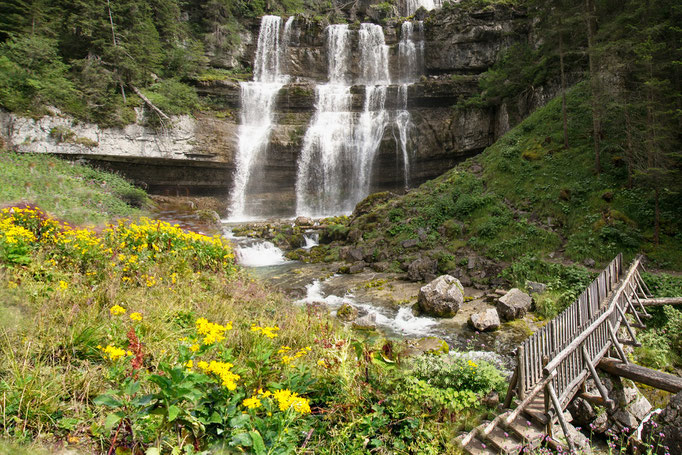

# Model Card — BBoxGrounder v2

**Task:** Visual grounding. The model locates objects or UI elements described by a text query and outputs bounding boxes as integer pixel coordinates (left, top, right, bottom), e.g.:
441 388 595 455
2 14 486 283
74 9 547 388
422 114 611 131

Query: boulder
294 216 313 227
348 261 366 274
496 288 532 321
415 275 464 318
339 246 364 263
401 238 419 249
407 256 438 282
525 280 548 295
402 337 450 357
468 308 501 332
336 303 359 322
352 313 377 330
641 391 682 455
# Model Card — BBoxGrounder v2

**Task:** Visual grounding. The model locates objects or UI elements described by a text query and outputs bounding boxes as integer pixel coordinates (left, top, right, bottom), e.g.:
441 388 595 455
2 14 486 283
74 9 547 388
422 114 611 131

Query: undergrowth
0 150 149 225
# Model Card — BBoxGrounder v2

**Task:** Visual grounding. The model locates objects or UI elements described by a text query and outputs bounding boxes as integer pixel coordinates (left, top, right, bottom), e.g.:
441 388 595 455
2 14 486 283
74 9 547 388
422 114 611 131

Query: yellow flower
467 360 478 368
317 359 328 368
197 360 240 390
110 304 126 316
185 360 193 370
196 317 232 345
242 396 262 409
272 389 311 414
189 344 200 352
100 345 129 361
129 312 143 322
59 280 68 290
250 325 280 339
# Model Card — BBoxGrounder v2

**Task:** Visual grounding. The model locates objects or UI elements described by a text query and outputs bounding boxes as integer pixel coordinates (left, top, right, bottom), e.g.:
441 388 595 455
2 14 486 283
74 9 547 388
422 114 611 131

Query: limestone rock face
642 391 682 455
496 288 532 321
416 275 464 318
468 308 500 332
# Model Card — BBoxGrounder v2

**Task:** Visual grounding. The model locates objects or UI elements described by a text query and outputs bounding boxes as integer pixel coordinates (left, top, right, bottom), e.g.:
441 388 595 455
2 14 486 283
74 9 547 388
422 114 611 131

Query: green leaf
229 414 250 429
104 412 123 431
230 431 252 447
145 449 161 455
123 380 140 396
93 394 122 409
167 405 181 422
250 430 266 455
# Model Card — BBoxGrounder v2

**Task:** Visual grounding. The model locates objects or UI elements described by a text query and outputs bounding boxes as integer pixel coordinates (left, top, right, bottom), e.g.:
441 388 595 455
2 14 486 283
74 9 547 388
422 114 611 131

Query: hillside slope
313 82 681 278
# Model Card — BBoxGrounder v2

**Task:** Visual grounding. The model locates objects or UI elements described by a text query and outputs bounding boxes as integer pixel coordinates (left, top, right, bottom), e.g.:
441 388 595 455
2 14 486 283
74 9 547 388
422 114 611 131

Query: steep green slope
323 82 680 272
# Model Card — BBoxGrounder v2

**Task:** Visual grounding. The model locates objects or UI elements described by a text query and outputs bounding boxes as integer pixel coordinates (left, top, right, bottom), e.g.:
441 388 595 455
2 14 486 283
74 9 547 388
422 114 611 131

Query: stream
152 204 531 371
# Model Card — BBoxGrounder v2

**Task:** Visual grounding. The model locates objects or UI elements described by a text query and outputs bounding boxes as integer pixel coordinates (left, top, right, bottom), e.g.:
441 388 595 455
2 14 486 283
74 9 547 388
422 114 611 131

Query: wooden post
607 320 629 364
626 282 646 326
624 292 646 328
582 345 615 410
615 302 641 347
504 365 519 409
542 356 553 439
636 269 653 297
518 345 527 401
546 382 576 453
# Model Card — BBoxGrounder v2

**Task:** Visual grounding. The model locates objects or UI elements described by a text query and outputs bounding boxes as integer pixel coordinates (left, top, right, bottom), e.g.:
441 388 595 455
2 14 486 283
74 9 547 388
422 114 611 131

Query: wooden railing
490 254 652 452
516 254 624 401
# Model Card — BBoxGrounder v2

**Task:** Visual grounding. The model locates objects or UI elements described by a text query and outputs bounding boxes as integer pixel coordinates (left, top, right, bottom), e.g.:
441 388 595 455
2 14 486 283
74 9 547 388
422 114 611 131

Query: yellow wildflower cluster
278 346 312 365
110 305 126 316
242 396 262 409
467 360 478 369
99 344 132 361
129 312 143 322
0 206 59 242
272 389 311 414
0 218 37 245
250 325 280 339
197 360 240 390
196 318 232 345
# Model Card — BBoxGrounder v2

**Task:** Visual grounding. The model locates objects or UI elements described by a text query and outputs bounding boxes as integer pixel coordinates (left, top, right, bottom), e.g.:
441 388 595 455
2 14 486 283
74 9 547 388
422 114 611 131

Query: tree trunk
559 21 569 149
585 0 601 175
624 92 633 188
654 187 660 245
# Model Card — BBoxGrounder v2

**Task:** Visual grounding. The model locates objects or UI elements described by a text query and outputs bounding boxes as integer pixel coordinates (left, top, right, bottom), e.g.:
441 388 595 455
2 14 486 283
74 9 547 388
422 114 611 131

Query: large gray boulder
415 275 464 318
468 308 501 332
496 288 532 321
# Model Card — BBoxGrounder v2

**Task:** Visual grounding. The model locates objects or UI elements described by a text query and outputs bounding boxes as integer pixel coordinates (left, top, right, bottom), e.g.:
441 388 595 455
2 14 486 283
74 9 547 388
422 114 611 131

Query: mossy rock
402 337 450 357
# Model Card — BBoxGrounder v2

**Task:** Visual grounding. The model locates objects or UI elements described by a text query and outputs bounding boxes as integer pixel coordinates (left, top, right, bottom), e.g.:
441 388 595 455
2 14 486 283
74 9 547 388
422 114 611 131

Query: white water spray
229 16 292 221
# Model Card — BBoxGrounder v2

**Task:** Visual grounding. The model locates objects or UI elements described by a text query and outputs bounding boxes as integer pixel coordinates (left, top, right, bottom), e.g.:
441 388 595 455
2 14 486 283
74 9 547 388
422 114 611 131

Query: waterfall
393 21 424 188
404 0 444 16
229 15 291 221
295 24 392 218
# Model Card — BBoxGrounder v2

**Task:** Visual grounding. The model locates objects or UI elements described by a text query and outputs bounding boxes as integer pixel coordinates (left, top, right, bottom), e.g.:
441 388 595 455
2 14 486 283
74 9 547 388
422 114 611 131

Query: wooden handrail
542 255 642 376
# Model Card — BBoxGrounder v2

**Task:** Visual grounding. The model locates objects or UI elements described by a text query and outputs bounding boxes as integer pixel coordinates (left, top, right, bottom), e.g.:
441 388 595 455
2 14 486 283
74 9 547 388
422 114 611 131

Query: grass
0 155 506 454
0 150 150 225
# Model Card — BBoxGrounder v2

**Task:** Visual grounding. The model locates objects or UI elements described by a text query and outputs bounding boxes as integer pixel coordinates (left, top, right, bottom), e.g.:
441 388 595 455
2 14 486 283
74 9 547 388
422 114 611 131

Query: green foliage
0 150 149 224
0 35 79 116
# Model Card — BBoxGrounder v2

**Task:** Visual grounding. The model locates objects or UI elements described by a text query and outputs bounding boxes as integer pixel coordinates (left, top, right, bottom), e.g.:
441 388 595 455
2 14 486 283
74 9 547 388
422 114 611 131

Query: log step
506 414 547 448
463 437 498 455
486 425 521 454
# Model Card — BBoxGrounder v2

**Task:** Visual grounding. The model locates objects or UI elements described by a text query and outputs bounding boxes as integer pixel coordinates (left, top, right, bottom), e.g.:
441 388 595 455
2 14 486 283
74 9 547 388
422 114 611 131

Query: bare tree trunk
130 85 171 123
654 187 660 245
585 0 601 175
624 93 634 188
559 19 569 149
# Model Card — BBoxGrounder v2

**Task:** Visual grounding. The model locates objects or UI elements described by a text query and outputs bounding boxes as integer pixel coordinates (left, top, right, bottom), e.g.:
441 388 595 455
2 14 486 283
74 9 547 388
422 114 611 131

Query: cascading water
295 24 393 218
394 21 424 188
229 15 291 221
403 0 444 16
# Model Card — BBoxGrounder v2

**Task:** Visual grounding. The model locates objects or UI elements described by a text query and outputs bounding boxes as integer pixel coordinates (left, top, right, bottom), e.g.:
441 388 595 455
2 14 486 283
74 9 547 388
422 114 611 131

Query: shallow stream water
152 204 532 370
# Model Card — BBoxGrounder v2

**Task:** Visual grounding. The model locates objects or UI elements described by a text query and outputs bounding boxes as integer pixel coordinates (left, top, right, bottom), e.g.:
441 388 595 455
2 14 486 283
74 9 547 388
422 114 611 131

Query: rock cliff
0 3 556 215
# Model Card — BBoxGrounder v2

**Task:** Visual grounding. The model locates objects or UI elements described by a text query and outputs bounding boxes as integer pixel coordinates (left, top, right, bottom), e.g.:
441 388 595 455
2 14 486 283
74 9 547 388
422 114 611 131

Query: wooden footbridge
459 254 682 454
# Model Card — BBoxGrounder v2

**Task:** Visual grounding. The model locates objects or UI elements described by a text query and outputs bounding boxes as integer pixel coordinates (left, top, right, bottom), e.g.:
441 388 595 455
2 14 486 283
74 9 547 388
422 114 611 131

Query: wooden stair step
506 414 547 448
463 436 498 455
486 425 523 455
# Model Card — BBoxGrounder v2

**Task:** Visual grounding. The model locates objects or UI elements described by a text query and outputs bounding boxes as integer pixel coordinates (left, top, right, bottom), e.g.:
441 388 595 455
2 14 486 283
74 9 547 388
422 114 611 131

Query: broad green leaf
230 432 252 447
145 448 160 455
250 430 266 455
167 405 181 422
104 412 123 431
93 394 122 409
